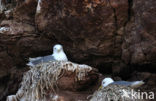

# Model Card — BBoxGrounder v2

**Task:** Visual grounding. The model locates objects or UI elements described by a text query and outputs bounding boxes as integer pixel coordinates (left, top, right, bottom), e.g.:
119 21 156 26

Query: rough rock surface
36 0 128 66
7 61 99 101
122 0 156 66
0 0 156 100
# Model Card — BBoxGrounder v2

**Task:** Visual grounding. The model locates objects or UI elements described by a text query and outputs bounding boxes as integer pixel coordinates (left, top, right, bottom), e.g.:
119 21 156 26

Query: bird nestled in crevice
100 77 144 89
27 44 68 67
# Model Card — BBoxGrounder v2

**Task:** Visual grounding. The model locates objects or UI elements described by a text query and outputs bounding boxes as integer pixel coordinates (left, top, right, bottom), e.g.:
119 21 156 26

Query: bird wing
111 81 134 86
28 55 55 66
111 81 144 88
29 57 42 61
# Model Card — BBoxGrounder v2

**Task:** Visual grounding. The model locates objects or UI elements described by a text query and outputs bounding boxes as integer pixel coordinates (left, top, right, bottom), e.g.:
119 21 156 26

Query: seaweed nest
90 85 144 101
7 61 92 101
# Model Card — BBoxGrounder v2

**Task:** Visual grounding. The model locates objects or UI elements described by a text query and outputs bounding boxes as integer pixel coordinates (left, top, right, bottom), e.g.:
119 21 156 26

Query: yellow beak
57 49 61 53
98 85 102 90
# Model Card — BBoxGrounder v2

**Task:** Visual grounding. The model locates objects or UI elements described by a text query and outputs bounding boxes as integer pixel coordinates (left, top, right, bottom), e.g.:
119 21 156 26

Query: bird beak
98 85 102 90
57 49 61 53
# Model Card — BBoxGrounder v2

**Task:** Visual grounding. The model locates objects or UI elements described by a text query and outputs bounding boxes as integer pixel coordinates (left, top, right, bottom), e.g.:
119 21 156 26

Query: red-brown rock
122 0 156 65
0 0 156 100
35 0 128 65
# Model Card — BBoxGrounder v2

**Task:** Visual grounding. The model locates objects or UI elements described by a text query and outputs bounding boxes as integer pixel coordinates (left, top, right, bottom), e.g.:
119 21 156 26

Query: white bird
101 77 144 88
27 44 68 67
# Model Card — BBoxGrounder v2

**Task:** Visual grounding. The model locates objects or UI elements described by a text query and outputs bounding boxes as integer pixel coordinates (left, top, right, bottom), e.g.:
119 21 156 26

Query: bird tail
26 62 34 67
27 57 41 67
131 81 144 88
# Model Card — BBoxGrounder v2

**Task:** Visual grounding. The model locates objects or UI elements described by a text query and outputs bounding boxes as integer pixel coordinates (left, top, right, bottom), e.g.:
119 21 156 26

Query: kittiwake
101 77 144 88
27 44 68 67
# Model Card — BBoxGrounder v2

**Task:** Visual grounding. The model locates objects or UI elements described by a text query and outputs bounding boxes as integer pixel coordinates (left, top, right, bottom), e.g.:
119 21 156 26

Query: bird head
53 44 64 53
101 77 114 88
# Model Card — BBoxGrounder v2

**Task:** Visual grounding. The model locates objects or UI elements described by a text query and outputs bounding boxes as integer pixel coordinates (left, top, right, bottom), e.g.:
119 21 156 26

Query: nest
7 61 92 101
90 85 144 101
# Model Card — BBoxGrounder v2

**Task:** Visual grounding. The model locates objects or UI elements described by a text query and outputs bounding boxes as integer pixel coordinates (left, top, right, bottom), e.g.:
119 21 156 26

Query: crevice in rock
105 0 136 80
131 64 156 73
122 0 133 62
106 0 122 74
139 42 149 65
107 0 118 31
123 0 133 32
0 74 10 100
123 0 133 27
127 0 133 22
112 10 118 31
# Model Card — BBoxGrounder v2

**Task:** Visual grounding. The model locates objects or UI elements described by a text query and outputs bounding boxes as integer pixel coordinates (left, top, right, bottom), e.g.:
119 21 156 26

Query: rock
0 0 156 100
35 0 128 66
4 9 13 19
0 31 56 100
0 20 35 34
13 0 37 24
6 61 99 101
0 0 6 14
58 70 98 91
0 67 27 101
122 0 156 65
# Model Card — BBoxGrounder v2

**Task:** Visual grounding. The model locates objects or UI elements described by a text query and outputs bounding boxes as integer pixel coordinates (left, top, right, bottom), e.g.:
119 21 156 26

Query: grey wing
29 57 42 61
112 81 134 86
31 55 55 65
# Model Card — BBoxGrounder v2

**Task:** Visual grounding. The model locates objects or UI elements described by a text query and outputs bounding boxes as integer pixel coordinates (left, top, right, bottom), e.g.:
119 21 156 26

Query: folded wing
112 81 144 88
27 55 55 67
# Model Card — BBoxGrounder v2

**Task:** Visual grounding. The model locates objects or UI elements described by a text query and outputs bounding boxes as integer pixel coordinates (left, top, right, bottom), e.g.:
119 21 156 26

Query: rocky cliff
0 0 156 100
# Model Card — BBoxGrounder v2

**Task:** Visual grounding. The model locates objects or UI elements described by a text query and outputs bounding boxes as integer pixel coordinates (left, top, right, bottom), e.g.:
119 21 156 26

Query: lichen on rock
0 0 6 14
7 61 95 101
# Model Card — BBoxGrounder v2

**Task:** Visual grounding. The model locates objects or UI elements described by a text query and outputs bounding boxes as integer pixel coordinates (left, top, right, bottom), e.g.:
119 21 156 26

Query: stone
122 0 156 65
0 0 156 100
6 61 99 101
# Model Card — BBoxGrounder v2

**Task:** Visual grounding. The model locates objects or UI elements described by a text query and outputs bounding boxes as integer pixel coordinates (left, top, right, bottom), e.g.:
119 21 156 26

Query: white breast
53 52 68 61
